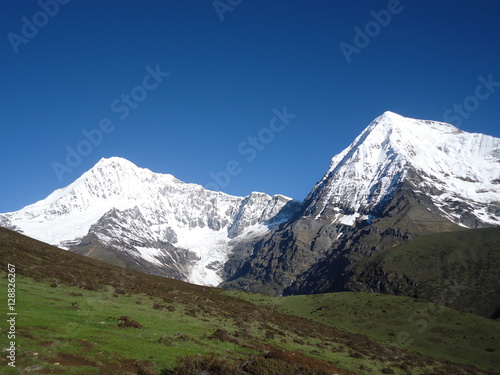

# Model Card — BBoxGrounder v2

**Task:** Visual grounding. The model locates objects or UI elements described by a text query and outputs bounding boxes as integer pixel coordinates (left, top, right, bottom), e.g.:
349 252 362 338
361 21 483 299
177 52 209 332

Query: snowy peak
342 111 463 166
1 113 498 288
4 156 295 244
22 157 174 211
93 156 141 169
0 156 299 286
68 157 178 201
306 112 500 227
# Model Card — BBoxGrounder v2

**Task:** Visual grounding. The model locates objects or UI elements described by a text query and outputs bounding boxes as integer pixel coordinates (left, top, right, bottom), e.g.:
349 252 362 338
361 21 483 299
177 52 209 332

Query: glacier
0 157 298 286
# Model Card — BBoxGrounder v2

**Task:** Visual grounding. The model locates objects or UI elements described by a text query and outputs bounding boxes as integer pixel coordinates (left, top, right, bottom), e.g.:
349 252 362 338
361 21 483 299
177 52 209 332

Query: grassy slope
346 227 500 317
235 292 500 372
0 228 499 375
0 276 260 374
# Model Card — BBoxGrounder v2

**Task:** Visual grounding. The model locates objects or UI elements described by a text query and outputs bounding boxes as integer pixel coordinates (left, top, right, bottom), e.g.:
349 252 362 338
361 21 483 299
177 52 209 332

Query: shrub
381 367 395 374
116 316 143 329
208 328 239 344
157 336 176 346
164 355 243 375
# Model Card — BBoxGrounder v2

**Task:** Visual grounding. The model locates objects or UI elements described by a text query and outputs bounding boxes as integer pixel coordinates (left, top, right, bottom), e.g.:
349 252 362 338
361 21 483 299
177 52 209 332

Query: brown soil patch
55 352 98 367
48 353 139 375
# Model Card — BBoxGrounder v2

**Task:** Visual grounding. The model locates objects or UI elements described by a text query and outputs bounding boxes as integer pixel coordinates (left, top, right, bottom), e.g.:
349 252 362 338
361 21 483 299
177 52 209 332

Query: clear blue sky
1 0 499 212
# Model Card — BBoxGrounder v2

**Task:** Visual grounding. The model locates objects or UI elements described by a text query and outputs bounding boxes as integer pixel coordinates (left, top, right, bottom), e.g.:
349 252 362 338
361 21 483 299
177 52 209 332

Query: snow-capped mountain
222 112 500 294
0 157 299 286
304 111 500 227
2 112 499 292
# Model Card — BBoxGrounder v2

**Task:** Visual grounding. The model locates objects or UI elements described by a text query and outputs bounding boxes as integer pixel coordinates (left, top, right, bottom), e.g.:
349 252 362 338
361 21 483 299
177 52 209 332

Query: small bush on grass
116 316 143 329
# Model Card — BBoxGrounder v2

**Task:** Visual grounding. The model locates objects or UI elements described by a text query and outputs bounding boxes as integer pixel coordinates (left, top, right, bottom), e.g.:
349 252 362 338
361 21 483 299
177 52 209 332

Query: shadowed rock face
221 177 463 296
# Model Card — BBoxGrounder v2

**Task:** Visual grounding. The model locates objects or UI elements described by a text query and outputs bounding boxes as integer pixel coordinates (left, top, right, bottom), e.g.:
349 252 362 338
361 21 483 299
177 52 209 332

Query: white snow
2 112 498 286
310 111 500 227
173 225 232 286
135 246 164 266
339 213 359 226
0 157 294 286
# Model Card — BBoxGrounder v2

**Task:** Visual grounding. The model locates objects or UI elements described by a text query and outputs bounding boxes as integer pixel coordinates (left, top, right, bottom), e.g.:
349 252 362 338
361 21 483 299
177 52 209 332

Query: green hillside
344 227 500 318
236 292 500 371
0 228 498 374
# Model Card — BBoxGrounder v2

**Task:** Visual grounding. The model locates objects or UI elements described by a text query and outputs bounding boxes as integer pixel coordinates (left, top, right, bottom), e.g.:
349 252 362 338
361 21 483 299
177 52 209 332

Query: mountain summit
221 112 500 294
1 112 499 291
0 157 299 285
304 111 499 227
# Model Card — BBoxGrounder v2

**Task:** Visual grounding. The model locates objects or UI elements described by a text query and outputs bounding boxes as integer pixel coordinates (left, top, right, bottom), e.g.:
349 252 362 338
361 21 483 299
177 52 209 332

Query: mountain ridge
1 111 499 293
303 111 499 227
0 156 300 286
221 112 500 295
